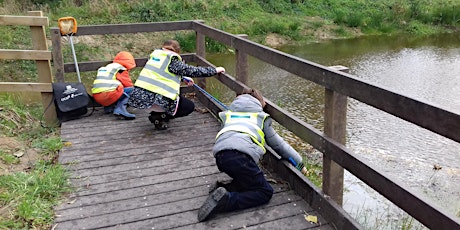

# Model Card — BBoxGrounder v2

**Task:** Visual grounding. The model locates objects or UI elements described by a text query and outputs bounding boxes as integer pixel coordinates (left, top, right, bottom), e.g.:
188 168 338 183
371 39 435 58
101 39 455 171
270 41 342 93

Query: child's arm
168 57 223 78
116 71 133 87
263 118 307 174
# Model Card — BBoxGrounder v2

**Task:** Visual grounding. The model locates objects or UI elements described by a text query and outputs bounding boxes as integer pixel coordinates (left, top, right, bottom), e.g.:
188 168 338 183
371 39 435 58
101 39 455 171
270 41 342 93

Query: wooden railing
0 11 56 124
46 20 459 229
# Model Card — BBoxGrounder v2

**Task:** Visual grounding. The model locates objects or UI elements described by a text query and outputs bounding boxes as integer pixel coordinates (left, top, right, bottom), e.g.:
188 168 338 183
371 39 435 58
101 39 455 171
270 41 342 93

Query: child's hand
216 67 225 74
300 166 308 175
182 77 194 86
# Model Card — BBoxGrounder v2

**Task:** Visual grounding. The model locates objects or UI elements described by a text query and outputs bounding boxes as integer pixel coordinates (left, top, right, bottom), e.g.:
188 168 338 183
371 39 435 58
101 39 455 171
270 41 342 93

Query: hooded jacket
92 51 136 106
212 94 303 165
113 51 136 87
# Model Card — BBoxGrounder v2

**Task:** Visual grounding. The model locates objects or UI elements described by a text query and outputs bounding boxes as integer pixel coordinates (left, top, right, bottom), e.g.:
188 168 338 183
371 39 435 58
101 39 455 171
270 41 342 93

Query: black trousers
173 94 195 118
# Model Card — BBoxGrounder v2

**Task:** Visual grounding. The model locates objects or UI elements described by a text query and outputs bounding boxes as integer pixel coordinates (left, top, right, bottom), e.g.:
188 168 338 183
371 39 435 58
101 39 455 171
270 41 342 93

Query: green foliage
32 136 63 155
431 3 460 25
0 151 20 165
0 96 67 229
0 94 36 137
0 94 62 157
174 32 196 53
0 160 71 229
304 161 322 187
255 0 299 14
405 20 434 34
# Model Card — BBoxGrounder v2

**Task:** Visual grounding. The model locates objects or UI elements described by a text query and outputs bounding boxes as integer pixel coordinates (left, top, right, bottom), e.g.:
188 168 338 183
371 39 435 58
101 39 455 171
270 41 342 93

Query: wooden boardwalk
53 97 335 230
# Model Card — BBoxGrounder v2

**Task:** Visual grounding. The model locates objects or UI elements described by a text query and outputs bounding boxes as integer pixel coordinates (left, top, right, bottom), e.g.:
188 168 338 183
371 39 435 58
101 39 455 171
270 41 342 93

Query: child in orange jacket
92 51 137 119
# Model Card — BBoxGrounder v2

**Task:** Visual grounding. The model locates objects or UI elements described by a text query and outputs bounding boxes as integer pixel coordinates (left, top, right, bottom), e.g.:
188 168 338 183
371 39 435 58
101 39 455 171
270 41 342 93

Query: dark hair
162 40 181 53
238 88 266 108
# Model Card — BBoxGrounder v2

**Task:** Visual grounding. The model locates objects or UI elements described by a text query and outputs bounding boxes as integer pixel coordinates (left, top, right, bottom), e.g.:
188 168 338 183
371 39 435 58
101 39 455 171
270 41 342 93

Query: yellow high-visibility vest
134 49 182 100
216 111 268 152
92 63 125 94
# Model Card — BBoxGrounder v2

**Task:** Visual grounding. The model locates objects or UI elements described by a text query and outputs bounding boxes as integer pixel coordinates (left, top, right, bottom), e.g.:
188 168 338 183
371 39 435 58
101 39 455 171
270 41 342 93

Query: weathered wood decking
54 97 335 230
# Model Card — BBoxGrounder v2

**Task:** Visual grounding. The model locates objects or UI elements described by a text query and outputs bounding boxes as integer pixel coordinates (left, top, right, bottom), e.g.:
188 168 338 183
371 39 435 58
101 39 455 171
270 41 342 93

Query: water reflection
208 33 460 227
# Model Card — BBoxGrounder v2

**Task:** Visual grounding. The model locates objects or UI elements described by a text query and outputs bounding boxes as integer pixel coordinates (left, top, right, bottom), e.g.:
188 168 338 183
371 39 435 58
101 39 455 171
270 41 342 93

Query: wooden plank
53 20 201 36
59 110 213 135
56 186 211 222
0 82 52 92
66 150 214 175
58 122 220 163
63 54 195 73
171 202 319 230
56 190 304 229
0 49 51 60
56 182 291 222
243 213 335 230
70 158 217 186
56 173 231 211
0 15 48 26
60 117 217 143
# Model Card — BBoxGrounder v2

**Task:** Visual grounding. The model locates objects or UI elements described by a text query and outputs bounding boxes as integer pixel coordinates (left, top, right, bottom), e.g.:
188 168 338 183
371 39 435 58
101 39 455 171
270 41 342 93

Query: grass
348 202 427 230
0 161 71 229
0 94 71 229
0 151 20 165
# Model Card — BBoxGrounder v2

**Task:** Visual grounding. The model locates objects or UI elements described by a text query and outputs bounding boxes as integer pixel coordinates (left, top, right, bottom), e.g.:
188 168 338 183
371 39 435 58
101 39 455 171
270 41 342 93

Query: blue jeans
215 149 274 212
123 87 133 97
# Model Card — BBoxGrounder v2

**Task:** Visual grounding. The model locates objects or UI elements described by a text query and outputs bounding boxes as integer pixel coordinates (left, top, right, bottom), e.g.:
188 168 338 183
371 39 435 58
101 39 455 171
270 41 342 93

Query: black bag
52 82 90 122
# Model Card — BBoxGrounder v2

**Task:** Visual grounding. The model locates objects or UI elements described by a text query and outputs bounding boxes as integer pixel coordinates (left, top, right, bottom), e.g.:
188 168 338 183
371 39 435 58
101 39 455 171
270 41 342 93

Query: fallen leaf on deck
305 215 318 224
194 108 209 113
63 141 72 147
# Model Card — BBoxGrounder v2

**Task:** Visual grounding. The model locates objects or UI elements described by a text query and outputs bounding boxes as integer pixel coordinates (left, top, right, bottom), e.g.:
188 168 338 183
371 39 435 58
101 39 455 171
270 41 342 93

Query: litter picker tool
58 17 81 82
183 78 228 110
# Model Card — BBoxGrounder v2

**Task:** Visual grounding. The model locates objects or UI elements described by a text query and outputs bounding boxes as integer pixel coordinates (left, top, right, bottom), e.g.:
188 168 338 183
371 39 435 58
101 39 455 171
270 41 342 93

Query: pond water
207 33 460 228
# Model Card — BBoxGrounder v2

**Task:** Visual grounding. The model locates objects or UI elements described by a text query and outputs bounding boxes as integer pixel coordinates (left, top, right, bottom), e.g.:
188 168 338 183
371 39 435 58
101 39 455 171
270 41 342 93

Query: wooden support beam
235 34 248 85
0 82 52 92
28 11 57 126
0 15 48 26
0 49 52 60
195 21 207 90
322 65 350 206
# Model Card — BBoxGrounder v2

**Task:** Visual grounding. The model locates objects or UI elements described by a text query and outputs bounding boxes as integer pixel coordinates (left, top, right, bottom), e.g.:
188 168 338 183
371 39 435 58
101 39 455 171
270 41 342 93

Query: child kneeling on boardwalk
198 88 307 222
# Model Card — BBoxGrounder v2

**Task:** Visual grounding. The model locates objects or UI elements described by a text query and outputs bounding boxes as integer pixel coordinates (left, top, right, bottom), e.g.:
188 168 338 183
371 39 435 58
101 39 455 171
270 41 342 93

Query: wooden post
235 34 248 85
28 11 58 126
196 26 206 89
51 28 65 82
322 65 349 206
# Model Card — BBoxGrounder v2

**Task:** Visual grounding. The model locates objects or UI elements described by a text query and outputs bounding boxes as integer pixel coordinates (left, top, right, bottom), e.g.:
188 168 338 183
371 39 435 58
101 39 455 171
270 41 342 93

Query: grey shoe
197 187 227 222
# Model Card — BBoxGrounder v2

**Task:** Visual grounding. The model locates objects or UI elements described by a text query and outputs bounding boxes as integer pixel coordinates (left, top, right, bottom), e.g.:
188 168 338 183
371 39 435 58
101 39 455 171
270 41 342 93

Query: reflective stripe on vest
91 63 124 94
134 49 182 100
216 111 268 152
